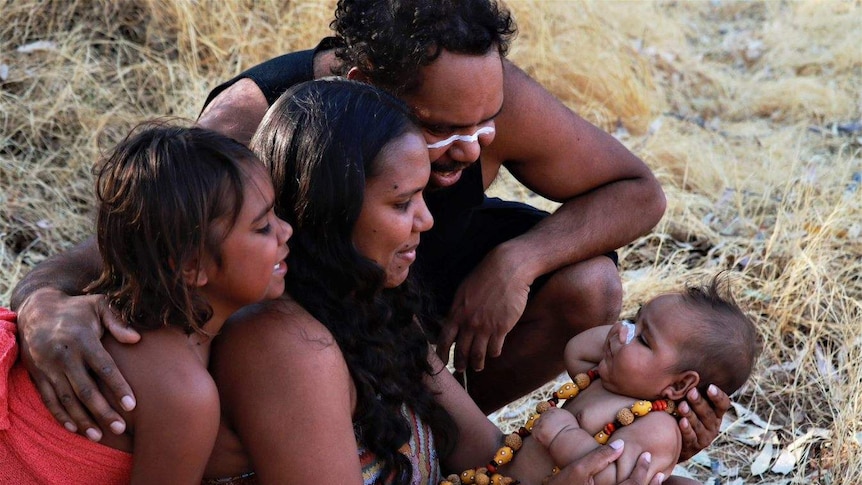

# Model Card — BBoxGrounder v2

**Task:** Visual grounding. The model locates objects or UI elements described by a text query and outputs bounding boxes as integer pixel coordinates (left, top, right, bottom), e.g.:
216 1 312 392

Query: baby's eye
257 223 272 234
638 333 649 347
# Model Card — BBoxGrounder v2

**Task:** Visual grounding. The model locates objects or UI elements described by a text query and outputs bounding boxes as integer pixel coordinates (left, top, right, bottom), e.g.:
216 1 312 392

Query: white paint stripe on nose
621 319 636 345
426 126 495 149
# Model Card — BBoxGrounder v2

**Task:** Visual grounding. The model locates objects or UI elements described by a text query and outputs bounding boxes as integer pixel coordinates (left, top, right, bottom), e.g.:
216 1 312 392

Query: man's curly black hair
331 0 517 95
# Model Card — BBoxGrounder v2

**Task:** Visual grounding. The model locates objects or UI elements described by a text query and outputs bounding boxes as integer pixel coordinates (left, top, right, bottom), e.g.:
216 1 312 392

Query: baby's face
597 293 697 400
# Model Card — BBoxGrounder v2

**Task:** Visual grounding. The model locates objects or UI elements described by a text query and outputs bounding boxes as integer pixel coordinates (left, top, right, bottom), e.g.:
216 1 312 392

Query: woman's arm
211 301 364 484
424 349 503 473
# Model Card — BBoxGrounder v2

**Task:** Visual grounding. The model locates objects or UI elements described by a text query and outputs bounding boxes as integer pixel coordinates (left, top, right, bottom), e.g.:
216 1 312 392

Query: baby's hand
532 407 581 449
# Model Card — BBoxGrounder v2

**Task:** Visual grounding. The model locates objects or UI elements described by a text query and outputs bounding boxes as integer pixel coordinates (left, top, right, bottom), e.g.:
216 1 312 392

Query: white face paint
425 126 496 149
621 319 636 345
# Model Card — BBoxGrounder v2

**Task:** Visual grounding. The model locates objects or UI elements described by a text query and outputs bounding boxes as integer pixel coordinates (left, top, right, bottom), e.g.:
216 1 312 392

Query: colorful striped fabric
358 405 441 485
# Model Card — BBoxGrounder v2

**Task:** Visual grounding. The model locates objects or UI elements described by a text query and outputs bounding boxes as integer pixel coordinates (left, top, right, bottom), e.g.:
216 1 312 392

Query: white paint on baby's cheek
621 319 636 345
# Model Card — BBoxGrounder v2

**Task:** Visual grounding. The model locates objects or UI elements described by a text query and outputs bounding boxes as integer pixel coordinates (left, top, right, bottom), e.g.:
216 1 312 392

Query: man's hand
677 385 730 461
547 442 666 485
17 288 140 440
435 248 530 372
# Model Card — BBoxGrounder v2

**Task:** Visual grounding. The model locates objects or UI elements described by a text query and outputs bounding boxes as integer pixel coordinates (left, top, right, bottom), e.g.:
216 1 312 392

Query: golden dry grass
1 1 860 483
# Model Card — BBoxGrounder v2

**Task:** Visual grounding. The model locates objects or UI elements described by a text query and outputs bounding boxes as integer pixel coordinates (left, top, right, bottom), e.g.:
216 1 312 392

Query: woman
203 79 659 485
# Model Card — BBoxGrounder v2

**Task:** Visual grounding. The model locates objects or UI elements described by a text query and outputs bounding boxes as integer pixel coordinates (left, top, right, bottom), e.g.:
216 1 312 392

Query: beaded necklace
438 369 678 485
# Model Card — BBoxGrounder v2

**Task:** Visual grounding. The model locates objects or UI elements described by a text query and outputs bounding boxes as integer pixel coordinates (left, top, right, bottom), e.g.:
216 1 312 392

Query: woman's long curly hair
250 78 456 484
331 0 517 95
87 123 258 334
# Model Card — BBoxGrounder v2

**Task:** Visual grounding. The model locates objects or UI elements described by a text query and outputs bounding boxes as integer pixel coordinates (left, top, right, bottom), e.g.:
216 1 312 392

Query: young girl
0 124 291 484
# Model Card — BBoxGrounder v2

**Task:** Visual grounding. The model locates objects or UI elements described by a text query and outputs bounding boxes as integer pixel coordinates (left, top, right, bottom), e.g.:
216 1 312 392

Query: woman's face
353 131 434 288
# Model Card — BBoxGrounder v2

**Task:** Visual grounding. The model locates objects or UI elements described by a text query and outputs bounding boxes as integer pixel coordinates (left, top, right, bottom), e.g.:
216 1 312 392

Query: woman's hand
16 288 140 440
547 443 666 485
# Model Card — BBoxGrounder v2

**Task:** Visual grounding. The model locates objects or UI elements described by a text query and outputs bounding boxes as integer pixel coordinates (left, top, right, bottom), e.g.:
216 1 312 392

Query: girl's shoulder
101 329 219 443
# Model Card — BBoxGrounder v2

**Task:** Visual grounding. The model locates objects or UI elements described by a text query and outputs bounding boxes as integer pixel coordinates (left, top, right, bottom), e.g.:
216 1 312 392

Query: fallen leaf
17 40 57 53
771 448 797 474
750 440 774 475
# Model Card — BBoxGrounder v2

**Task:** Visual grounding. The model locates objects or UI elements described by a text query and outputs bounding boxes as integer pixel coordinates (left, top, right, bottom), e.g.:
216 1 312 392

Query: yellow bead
594 430 610 444
461 469 476 484
631 400 653 416
557 382 579 399
525 414 540 431
493 446 514 465
475 474 490 485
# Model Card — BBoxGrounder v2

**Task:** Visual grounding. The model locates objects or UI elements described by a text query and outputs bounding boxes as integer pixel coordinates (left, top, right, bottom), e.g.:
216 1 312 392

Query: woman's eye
257 223 272 234
394 200 411 211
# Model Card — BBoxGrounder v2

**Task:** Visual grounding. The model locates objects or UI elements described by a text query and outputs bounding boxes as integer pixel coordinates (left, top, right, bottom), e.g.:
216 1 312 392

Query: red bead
487 463 497 474
604 423 616 435
518 427 530 437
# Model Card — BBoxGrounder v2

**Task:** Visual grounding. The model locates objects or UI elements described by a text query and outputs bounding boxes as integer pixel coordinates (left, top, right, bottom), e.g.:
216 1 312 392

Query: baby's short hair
676 273 761 396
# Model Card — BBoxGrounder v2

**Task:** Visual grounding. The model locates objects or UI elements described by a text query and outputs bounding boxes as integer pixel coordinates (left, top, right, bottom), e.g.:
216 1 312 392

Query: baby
511 275 761 485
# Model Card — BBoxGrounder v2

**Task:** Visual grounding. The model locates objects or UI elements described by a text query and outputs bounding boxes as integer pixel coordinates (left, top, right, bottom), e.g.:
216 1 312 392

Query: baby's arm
589 411 681 485
564 325 611 376
531 407 600 468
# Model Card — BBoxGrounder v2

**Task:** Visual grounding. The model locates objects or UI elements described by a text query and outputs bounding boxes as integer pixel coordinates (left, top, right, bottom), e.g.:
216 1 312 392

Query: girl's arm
107 332 220 484
563 325 611 376
211 302 364 484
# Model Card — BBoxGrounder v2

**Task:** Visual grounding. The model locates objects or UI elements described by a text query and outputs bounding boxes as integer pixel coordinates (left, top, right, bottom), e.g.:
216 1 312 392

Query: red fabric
0 307 133 484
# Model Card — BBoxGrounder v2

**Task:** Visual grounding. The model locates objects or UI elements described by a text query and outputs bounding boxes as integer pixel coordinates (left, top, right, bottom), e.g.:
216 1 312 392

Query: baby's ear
662 371 700 400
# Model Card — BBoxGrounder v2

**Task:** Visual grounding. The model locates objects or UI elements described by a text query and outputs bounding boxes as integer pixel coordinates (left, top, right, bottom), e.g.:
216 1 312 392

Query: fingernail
656 472 666 483
110 420 126 434
85 428 102 442
643 452 651 463
121 395 136 411
689 388 700 400
64 422 77 433
609 439 624 450
708 384 719 396
680 417 690 430
678 401 690 414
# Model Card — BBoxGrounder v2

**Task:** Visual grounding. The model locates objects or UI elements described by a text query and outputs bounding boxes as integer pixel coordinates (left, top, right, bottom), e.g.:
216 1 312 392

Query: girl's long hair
88 123 257 334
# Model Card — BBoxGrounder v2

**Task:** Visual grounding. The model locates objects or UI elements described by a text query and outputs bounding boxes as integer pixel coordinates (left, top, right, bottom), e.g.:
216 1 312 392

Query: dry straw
2 1 861 483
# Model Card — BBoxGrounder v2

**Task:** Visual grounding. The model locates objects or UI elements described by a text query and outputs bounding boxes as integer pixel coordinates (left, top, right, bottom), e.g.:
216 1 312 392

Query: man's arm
11 236 138 439
439 58 666 372
195 78 269 146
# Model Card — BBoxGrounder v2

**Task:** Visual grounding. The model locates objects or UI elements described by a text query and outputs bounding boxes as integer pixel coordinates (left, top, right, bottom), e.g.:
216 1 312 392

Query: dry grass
2 1 860 483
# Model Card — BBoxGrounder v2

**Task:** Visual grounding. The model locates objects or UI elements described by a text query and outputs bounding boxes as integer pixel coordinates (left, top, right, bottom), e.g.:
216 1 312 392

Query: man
11 0 727 471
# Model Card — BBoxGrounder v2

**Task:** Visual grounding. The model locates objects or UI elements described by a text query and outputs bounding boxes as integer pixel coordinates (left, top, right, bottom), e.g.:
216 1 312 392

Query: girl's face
199 163 292 316
353 131 434 288
597 293 696 400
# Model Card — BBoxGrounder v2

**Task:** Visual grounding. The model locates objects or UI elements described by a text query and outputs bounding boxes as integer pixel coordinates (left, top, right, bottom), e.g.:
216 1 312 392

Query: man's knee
535 256 622 331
